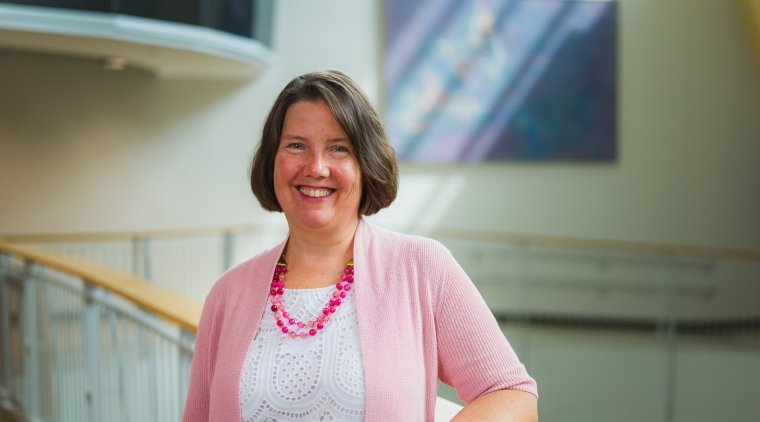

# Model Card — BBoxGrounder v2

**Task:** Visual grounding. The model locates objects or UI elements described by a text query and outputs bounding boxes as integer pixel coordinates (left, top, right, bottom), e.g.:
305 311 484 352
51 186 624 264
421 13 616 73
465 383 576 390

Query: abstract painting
383 0 617 162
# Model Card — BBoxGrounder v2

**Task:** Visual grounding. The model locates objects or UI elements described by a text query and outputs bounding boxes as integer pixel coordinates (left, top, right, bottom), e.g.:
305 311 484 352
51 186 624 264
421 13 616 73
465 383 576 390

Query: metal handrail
0 241 202 332
430 227 760 262
3 223 758 261
0 242 200 421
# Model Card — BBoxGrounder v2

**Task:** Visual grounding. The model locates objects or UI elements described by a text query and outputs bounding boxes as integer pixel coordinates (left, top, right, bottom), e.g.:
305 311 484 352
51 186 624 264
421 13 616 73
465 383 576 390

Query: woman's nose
305 152 330 178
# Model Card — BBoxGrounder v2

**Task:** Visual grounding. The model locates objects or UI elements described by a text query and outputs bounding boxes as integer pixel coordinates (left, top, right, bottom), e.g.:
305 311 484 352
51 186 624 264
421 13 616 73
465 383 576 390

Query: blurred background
1 0 759 421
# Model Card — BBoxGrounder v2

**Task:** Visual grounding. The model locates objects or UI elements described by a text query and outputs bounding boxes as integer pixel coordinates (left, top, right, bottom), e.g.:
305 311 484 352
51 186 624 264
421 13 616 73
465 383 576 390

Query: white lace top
239 286 366 421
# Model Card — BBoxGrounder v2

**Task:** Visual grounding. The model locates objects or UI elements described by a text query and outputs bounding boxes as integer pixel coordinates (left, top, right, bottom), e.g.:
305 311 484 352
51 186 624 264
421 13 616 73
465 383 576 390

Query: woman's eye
286 143 306 150
332 145 350 154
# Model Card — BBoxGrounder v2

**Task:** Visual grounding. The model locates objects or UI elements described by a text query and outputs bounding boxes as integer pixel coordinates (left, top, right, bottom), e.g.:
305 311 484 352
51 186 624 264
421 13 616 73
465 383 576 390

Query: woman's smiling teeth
299 186 333 198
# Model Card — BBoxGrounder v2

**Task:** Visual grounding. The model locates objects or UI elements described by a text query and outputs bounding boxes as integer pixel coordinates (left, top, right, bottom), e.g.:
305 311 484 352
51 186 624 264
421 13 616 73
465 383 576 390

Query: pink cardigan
183 220 537 421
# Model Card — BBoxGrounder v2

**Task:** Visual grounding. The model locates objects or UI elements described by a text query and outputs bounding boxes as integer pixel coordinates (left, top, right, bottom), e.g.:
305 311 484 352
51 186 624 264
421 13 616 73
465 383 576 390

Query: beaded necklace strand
269 258 354 338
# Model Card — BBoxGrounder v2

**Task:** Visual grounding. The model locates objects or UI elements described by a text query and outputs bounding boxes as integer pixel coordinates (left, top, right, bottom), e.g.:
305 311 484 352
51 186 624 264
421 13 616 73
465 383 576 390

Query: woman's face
274 100 362 234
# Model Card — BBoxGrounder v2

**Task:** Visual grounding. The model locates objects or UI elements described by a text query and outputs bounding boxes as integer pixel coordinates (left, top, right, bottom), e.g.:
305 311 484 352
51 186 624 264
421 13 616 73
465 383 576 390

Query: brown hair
249 70 398 216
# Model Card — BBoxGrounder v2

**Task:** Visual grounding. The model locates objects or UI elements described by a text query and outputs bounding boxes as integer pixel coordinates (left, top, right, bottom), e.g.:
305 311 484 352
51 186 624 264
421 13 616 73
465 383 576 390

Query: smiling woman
273 101 363 240
182 70 538 421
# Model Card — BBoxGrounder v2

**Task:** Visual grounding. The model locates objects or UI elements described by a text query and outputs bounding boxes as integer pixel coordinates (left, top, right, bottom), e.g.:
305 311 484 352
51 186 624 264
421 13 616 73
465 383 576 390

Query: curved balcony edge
0 3 274 79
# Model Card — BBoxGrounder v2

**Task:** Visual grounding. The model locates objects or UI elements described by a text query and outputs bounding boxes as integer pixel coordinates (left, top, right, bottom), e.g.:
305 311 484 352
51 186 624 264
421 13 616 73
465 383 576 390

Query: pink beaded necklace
269 257 354 339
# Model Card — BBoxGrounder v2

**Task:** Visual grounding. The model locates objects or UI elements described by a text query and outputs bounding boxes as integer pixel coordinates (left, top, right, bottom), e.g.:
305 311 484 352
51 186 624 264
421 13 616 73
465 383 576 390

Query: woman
183 70 538 421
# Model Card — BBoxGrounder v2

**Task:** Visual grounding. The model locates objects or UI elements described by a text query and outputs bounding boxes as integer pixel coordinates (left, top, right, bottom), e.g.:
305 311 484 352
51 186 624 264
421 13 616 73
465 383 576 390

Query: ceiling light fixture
102 56 128 71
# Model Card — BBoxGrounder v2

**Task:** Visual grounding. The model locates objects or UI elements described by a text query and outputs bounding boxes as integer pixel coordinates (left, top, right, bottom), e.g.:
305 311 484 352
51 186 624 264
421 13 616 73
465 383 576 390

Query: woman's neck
285 233 354 264
280 219 359 288
285 217 359 258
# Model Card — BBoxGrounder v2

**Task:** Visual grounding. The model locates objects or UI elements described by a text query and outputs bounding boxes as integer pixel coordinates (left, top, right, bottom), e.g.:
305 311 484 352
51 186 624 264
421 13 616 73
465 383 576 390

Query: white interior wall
1 0 759 252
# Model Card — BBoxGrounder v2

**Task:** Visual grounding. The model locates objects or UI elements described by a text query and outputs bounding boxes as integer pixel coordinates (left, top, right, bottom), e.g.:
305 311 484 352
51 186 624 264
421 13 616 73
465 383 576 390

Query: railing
0 242 202 421
433 228 760 320
5 224 759 319
1 225 287 305
3 224 760 421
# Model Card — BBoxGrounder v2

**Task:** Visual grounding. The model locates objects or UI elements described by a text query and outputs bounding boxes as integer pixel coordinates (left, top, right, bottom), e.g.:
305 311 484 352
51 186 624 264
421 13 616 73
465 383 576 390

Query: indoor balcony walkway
2 226 759 421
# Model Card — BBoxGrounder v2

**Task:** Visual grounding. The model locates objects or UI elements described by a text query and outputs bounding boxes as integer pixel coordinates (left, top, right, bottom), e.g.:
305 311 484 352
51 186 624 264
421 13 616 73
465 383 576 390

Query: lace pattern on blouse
240 285 365 421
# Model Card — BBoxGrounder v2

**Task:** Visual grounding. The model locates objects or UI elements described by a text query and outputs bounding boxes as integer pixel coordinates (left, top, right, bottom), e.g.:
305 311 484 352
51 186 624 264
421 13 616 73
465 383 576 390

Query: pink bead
276 320 284 327
316 322 324 330
336 283 343 291
277 288 284 295
322 308 330 315
323 315 330 322
300 332 308 338
297 321 305 328
309 329 317 336
329 306 336 314
343 284 351 291
275 311 283 319
340 291 347 298
307 321 314 327
332 292 340 298
317 315 325 323
281 327 288 334
289 331 297 338
283 311 289 318
271 305 278 312
288 318 295 325
334 299 341 306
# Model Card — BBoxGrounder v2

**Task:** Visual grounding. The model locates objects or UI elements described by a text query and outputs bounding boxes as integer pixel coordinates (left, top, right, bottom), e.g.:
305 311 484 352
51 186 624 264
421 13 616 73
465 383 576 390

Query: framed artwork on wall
383 0 618 162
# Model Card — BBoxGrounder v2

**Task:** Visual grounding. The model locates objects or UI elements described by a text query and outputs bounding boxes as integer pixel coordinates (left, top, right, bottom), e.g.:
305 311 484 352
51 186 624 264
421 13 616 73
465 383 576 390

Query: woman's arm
452 390 538 421
434 246 538 418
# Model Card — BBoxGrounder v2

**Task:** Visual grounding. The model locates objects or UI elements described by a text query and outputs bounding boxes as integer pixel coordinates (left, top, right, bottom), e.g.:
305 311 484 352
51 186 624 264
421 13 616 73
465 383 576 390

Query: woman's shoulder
360 221 453 265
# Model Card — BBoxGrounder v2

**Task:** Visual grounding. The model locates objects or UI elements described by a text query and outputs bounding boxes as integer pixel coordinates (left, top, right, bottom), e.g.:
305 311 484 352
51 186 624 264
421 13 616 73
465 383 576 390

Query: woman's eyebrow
282 133 350 143
281 133 307 140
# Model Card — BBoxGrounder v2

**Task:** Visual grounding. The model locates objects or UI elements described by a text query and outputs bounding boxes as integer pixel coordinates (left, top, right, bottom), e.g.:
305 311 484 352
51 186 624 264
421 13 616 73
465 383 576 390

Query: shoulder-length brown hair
249 70 398 216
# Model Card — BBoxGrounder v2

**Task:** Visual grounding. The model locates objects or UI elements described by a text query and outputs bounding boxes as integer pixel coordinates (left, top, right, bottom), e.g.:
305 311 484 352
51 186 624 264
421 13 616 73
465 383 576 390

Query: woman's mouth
298 186 333 198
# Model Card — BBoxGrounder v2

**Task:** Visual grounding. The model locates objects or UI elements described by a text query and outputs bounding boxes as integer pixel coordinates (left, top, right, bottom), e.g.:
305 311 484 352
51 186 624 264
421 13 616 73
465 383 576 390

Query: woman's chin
287 211 358 233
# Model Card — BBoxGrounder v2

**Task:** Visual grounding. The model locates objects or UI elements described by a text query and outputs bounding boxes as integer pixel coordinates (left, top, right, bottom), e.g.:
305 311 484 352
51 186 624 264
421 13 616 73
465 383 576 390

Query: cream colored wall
0 0 378 234
1 0 759 251
380 0 760 250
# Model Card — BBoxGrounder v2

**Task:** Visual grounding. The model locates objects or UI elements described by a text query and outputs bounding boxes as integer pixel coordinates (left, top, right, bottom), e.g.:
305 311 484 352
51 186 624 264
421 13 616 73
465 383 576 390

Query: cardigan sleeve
182 286 223 421
434 248 538 403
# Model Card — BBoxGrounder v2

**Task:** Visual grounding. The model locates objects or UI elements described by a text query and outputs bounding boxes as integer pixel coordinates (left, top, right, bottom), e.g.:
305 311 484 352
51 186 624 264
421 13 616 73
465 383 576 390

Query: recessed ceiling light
102 56 128 71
